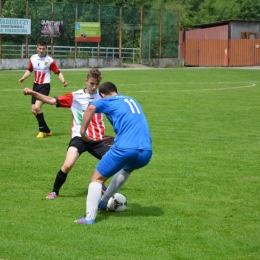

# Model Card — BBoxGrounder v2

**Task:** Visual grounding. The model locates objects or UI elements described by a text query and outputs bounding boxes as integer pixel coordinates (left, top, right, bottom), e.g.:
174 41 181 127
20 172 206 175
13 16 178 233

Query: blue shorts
96 146 152 178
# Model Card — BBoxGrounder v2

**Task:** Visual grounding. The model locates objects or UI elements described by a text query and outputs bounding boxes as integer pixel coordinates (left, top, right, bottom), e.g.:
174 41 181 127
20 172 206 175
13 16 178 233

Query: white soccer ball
107 193 127 212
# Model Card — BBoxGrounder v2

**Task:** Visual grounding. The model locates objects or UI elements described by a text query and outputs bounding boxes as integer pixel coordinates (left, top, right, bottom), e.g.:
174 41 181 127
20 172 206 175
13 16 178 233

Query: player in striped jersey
23 69 112 199
18 40 67 138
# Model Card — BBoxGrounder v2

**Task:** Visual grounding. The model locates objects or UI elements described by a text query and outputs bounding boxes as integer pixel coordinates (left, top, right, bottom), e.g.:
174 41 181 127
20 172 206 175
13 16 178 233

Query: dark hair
37 40 47 46
99 82 118 95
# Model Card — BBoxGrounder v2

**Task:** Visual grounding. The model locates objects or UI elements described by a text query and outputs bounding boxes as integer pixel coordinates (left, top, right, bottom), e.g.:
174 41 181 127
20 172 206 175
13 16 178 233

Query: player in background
75 81 153 225
23 69 112 199
19 40 67 138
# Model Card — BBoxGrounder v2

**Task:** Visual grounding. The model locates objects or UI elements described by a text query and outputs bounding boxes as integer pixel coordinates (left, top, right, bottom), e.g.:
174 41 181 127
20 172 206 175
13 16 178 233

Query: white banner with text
0 18 31 35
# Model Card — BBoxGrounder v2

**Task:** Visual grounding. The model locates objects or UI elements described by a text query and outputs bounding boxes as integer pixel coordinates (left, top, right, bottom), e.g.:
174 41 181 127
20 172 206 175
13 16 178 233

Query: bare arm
80 105 96 142
18 70 31 84
23 88 57 105
57 72 67 87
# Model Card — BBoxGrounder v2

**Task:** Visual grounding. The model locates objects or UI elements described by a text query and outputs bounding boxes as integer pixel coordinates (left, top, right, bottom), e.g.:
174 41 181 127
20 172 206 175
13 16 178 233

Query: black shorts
68 136 110 159
32 83 50 104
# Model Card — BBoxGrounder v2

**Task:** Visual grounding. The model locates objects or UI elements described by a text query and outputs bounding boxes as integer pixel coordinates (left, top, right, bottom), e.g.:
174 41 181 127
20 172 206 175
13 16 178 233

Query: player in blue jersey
75 81 152 224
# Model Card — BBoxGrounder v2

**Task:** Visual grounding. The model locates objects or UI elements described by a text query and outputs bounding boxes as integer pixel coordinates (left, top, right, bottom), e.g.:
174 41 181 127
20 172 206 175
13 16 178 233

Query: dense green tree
238 0 260 20
191 0 241 24
1 0 27 44
2 0 260 39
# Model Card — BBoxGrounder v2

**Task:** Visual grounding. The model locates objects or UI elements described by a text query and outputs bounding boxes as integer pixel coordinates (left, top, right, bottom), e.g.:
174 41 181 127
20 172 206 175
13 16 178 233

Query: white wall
0 58 122 70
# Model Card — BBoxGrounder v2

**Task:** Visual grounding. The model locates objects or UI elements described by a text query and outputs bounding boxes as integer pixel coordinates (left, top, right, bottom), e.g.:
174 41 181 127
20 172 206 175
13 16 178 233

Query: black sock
36 113 50 133
52 170 68 195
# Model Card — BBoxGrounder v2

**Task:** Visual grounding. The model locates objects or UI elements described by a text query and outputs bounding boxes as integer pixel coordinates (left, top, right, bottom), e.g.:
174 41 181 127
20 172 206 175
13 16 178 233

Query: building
179 20 260 67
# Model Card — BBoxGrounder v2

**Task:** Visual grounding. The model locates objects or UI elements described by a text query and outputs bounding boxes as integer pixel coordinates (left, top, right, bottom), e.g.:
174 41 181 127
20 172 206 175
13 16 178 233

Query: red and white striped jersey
28 54 60 84
56 89 105 140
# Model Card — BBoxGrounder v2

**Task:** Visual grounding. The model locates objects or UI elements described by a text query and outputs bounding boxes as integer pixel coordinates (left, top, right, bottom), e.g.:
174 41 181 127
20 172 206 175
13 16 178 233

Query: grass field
0 67 260 259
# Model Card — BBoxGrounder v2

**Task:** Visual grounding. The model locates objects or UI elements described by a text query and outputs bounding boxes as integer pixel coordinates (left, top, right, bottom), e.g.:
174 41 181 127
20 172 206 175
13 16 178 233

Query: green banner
75 22 101 42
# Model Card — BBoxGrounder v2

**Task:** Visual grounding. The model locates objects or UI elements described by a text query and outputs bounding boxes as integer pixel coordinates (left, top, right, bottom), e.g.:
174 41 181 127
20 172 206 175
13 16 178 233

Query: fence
0 0 179 61
2 44 140 63
182 37 260 67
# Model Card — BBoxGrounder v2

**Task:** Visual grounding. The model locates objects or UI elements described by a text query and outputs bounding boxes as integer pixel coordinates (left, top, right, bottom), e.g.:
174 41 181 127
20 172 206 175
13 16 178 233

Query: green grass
0 67 260 259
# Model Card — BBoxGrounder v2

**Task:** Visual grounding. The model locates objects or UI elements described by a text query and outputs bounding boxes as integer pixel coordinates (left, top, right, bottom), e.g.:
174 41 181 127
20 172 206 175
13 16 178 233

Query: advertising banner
0 18 31 34
41 20 63 37
75 22 101 42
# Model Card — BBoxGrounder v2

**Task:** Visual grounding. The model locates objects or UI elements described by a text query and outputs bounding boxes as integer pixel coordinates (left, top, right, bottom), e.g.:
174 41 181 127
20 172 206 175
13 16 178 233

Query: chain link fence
0 0 179 61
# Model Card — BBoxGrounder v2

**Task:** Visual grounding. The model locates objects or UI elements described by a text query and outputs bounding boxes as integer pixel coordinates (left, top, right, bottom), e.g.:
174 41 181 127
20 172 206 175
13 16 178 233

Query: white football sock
86 182 102 220
102 169 130 204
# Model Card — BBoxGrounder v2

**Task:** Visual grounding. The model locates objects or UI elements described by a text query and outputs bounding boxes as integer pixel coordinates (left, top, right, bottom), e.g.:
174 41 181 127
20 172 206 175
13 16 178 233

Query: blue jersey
93 94 152 150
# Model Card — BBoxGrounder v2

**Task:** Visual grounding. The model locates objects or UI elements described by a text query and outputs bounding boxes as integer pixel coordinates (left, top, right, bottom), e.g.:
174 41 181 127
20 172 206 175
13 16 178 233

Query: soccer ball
107 193 127 212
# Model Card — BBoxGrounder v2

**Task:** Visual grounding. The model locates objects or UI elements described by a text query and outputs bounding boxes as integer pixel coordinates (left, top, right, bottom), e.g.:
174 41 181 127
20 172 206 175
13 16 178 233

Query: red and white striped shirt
28 54 60 84
56 89 105 140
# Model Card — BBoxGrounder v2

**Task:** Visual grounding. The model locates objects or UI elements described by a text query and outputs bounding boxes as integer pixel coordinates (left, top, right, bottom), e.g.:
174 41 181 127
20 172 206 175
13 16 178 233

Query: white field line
0 82 258 92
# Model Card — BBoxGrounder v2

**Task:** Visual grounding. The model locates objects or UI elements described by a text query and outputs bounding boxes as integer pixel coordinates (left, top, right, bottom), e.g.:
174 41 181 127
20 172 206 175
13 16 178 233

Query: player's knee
62 163 73 172
31 108 37 116
90 169 107 183
34 107 42 114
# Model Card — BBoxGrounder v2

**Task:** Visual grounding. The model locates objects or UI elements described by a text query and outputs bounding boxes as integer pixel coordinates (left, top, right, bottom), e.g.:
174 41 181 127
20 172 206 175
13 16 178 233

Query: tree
190 0 240 24
239 0 260 20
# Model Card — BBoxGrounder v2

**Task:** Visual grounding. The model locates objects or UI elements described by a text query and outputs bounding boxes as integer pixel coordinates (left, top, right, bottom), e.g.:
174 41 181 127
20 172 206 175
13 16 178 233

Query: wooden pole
75 4 78 59
98 5 100 58
119 6 122 59
25 0 29 58
178 10 180 58
50 1 54 57
139 8 143 63
0 0 2 59
183 27 186 64
227 22 231 67
159 9 162 58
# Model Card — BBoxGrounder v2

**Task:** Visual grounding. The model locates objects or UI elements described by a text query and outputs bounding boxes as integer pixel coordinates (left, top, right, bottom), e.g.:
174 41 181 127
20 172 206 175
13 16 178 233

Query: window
241 32 257 39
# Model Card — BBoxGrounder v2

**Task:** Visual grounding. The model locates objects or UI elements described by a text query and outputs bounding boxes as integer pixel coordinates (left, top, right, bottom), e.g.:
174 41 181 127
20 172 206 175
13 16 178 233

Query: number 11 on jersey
124 98 141 114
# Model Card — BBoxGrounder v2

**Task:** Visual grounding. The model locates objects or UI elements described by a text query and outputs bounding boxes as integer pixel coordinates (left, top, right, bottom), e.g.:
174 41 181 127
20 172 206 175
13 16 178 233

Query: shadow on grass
59 191 164 219
58 191 164 222
97 202 164 224
49 132 68 137
58 189 88 198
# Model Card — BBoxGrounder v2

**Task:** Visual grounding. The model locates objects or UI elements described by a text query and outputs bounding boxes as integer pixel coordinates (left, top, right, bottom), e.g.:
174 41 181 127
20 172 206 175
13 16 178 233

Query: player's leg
124 149 152 173
87 140 110 194
99 169 130 208
97 148 135 210
75 169 107 224
75 147 131 224
34 100 51 137
88 141 129 204
46 137 85 199
87 169 107 222
46 146 80 199
33 84 51 137
31 95 43 137
100 149 152 208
